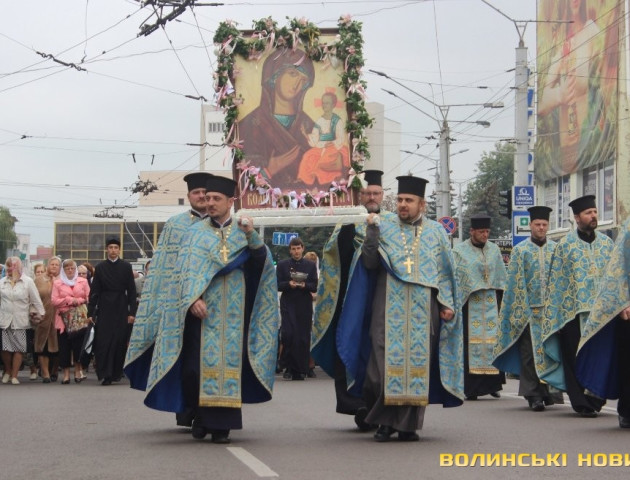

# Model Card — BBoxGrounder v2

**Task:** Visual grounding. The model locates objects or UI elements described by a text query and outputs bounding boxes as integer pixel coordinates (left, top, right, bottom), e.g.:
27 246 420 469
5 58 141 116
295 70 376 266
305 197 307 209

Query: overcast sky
1 0 536 251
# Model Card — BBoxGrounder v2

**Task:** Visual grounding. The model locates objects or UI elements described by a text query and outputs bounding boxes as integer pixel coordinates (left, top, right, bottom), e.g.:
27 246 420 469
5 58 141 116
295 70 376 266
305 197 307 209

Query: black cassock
276 257 318 377
88 258 137 382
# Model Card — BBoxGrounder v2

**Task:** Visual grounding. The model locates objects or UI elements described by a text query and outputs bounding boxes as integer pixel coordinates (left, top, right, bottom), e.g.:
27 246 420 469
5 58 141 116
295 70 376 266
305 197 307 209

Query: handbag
61 303 89 337
29 305 43 327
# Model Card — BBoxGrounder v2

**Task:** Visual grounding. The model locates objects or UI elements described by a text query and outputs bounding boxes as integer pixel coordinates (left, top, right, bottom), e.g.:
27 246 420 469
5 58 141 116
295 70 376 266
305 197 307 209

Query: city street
0 368 626 480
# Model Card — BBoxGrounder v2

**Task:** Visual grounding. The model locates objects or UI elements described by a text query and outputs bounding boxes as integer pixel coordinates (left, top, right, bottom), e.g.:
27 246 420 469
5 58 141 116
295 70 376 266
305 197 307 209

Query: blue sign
512 211 530 246
513 185 535 209
272 232 299 246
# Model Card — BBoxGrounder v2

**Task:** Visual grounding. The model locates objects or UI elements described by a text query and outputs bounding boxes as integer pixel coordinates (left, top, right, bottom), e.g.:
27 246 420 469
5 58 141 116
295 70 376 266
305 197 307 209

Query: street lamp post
375 69 502 218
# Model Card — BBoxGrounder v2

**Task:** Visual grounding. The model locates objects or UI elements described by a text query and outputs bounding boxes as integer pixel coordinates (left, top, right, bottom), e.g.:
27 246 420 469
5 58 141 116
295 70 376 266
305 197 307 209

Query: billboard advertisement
536 0 621 182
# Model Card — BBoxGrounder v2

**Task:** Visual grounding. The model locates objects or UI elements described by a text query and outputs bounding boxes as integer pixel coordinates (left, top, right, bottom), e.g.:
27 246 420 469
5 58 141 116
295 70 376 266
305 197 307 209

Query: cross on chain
220 244 229 263
403 257 414 274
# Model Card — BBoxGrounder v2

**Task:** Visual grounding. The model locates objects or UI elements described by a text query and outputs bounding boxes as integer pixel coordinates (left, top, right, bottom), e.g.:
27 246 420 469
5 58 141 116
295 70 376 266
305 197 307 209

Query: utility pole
514 28 530 186
480 1 530 185
438 118 451 219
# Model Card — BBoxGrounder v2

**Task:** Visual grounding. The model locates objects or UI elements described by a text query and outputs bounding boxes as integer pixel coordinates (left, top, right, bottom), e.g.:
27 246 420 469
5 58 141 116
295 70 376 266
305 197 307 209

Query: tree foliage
462 142 515 239
0 206 18 264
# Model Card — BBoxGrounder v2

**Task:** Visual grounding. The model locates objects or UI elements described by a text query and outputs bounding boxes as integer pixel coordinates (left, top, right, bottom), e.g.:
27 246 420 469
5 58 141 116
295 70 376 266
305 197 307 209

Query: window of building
178 198 184 205
544 175 571 230
581 160 614 222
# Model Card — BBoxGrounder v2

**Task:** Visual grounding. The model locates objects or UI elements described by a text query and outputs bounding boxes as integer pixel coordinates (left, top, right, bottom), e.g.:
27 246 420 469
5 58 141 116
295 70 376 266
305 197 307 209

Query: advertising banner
536 0 621 182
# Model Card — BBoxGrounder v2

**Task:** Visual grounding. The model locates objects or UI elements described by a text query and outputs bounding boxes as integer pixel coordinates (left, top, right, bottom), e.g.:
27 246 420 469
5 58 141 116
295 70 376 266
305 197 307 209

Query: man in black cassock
277 237 318 380
311 170 385 430
88 237 137 385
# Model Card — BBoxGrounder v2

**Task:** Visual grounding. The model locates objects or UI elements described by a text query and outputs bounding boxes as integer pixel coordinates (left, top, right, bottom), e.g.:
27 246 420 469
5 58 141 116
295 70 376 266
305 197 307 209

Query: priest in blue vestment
125 171 213 426
576 219 630 428
493 206 562 411
453 215 507 400
541 195 614 417
312 170 392 431
337 175 464 443
125 176 279 444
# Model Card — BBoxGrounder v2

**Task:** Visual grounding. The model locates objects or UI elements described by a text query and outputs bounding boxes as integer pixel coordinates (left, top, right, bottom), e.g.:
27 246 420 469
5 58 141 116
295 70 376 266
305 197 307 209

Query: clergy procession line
2 171 628 447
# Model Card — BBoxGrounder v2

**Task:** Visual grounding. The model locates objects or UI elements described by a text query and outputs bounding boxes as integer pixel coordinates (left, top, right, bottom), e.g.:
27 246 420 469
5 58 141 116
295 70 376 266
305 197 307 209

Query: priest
541 195 614 417
88 237 137 385
576 219 630 428
493 206 562 411
337 175 463 443
311 169 391 430
126 176 279 443
125 171 213 425
453 215 507 400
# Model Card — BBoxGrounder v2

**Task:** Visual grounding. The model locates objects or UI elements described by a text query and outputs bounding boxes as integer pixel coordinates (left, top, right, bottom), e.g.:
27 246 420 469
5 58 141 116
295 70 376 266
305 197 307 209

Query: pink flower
298 17 308 26
340 14 352 25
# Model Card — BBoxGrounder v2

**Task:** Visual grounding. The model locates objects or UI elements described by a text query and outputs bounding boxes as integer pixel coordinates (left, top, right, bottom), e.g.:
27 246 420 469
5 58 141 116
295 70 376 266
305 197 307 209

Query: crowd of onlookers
0 257 96 385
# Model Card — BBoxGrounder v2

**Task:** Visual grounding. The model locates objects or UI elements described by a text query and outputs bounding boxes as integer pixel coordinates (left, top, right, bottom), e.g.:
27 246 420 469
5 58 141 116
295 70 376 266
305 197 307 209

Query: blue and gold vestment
337 216 464 407
493 238 556 377
125 211 201 385
576 220 630 399
453 240 507 375
125 220 279 412
540 230 613 390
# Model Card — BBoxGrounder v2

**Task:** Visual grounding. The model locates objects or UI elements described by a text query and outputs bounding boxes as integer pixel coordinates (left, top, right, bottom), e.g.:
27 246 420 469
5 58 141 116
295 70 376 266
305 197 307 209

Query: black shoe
530 400 545 412
61 379 70 385
283 370 292 380
373 425 396 442
307 368 316 378
211 430 231 444
191 419 207 440
291 373 305 381
398 431 420 442
42 377 51 384
101 378 112 386
465 395 478 401
50 375 58 382
577 408 597 418
619 415 630 428
490 391 501 398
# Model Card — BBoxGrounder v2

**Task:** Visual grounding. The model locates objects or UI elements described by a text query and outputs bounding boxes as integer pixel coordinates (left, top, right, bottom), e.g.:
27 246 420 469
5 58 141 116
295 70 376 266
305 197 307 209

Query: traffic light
499 190 512 219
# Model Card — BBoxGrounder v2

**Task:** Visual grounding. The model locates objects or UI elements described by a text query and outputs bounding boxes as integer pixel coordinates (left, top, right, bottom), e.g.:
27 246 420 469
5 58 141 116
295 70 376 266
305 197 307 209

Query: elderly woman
52 259 90 384
0 257 45 385
33 257 61 383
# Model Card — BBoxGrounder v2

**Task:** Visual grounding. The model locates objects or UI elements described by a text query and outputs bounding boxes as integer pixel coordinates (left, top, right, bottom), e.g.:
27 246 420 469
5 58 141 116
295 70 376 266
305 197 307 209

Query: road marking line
227 447 278 477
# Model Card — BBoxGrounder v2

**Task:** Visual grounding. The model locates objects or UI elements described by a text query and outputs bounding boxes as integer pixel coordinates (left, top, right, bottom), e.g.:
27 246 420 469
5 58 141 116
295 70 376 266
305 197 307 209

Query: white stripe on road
227 447 279 478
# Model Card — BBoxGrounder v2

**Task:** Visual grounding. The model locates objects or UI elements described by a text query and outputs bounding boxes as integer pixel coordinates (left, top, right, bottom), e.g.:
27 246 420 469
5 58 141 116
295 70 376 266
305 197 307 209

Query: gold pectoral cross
403 257 414 274
220 244 229 263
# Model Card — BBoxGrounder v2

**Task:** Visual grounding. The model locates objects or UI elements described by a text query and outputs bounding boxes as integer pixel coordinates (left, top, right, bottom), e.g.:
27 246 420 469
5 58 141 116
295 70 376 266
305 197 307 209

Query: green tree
0 206 18 263
462 142 515 239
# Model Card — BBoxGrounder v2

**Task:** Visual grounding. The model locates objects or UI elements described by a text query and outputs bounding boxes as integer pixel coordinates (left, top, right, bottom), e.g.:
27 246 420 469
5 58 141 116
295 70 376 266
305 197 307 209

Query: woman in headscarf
33 257 61 383
51 259 90 384
239 48 315 186
0 257 45 384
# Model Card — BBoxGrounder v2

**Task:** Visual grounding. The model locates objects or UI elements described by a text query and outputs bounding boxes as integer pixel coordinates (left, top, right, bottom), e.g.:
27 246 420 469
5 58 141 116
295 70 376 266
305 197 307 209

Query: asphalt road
0 369 626 480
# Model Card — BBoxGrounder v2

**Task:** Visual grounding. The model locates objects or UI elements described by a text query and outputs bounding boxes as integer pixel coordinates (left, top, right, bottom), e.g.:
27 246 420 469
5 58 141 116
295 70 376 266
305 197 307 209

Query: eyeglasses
78 272 88 276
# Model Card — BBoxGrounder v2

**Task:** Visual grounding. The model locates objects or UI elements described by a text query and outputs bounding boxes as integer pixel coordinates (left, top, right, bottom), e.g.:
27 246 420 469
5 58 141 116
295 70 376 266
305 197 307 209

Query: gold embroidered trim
199 396 242 408
384 395 429 407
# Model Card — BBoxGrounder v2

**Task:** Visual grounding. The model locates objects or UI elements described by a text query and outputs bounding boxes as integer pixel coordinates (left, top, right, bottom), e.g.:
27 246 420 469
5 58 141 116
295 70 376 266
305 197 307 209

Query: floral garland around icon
212 15 373 208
